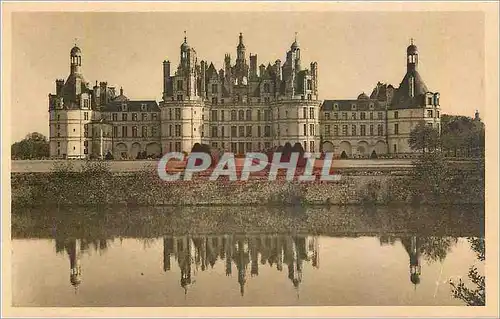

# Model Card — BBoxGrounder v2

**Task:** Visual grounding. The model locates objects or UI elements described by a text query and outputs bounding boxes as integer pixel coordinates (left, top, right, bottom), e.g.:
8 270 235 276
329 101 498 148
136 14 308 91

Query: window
307 94 312 100
177 80 183 90
257 110 261 121
113 126 118 137
212 97 218 104
394 111 399 119
351 125 356 136
307 79 312 90
360 125 366 136
175 125 181 137
57 114 61 121
211 142 218 149
427 110 433 118
246 126 252 137
264 83 270 93
175 108 181 120
303 107 307 119
257 126 262 137
427 97 433 105
238 110 245 121
142 113 147 121
221 110 225 121
393 144 397 153
122 126 127 137
436 111 440 118
378 112 383 120
394 124 399 134
246 110 252 121
83 125 88 137
57 124 61 130
84 112 89 120
264 110 271 121
378 124 383 136
310 141 315 152
211 126 218 137
325 125 331 136
342 112 347 120
342 125 348 136
264 126 271 137
151 126 157 137
175 142 181 152
221 99 225 104
121 103 127 112
221 126 225 137
169 109 172 120
334 125 339 136
169 125 173 136
231 126 237 137
310 108 315 119
246 142 252 152
351 104 356 110
231 110 237 121
409 76 415 98
370 112 373 120
142 126 147 137
177 95 183 101
334 112 338 120
211 110 218 121
212 84 218 93
370 125 374 136
141 104 147 111
360 112 366 120
132 126 138 137
324 112 330 120
132 113 138 121
239 126 245 137
351 112 357 120
57 132 60 137
303 124 307 136
122 113 128 121
309 124 315 136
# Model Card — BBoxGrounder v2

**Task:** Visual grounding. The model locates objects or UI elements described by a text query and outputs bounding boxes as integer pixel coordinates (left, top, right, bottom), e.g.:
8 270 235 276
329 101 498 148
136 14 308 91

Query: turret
163 60 171 97
407 38 418 72
70 45 82 75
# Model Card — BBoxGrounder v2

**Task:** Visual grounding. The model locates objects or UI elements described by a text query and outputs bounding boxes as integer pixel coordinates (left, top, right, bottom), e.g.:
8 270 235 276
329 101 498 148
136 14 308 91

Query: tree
409 122 440 153
450 237 485 306
441 115 485 157
11 132 50 159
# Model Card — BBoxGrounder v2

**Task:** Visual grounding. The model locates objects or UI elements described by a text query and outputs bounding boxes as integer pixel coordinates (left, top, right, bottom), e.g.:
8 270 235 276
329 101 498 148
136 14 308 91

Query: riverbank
11 162 484 207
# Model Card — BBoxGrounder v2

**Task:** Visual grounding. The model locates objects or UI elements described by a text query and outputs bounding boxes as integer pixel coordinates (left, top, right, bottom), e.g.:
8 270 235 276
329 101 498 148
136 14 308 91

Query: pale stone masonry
48 35 440 159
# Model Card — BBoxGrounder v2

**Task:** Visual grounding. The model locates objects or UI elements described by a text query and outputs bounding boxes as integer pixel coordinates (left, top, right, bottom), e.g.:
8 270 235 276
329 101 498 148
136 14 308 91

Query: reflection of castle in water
163 234 320 295
55 238 111 290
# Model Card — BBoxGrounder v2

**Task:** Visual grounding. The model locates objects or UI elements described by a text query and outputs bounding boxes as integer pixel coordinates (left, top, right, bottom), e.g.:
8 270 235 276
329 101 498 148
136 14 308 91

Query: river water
11 205 484 307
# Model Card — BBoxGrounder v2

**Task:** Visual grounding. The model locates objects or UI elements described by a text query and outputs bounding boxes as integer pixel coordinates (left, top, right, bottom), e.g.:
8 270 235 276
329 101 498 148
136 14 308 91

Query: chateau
48 34 441 159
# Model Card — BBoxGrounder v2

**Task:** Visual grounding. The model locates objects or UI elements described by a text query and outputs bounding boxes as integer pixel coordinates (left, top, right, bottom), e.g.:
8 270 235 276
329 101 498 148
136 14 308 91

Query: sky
10 11 485 143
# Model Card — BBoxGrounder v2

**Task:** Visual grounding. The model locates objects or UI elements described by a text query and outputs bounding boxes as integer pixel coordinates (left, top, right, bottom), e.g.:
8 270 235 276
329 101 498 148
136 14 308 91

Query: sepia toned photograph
1 1 499 317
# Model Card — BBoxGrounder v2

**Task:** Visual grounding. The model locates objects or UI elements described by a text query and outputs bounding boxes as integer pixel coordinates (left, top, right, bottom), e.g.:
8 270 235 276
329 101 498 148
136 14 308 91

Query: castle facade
48 34 440 159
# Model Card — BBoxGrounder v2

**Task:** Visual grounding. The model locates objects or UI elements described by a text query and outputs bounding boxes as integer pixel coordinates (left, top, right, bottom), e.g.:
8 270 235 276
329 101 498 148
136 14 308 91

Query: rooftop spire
410 37 414 45
184 30 187 43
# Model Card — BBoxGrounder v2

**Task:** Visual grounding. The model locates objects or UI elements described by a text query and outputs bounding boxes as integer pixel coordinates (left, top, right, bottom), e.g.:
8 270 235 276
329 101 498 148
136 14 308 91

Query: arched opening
370 150 378 159
115 143 128 160
340 151 348 159
322 141 334 152
146 142 162 158
338 141 352 159
131 143 142 159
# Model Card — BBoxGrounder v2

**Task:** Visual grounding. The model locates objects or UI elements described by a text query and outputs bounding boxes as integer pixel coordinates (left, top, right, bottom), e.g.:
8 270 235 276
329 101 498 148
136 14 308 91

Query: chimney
250 54 258 79
56 79 64 95
99 82 108 104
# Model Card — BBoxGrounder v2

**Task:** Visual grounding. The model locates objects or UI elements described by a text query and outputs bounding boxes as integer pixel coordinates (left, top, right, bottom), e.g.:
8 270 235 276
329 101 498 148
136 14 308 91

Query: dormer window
369 103 374 110
351 104 357 110
334 103 339 110
141 103 147 111
121 103 127 112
